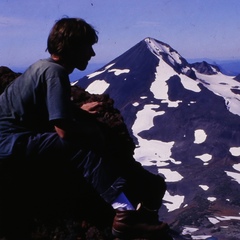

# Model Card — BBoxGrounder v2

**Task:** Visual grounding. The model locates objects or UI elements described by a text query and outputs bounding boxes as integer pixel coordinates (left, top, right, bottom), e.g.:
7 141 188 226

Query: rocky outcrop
190 61 220 75
0 66 21 94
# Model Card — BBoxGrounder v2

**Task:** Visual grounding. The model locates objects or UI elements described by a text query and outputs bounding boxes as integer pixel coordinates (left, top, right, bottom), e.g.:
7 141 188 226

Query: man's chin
77 66 87 71
76 62 88 71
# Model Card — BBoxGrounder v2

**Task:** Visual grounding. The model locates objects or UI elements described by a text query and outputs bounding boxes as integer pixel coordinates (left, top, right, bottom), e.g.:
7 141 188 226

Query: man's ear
51 54 61 61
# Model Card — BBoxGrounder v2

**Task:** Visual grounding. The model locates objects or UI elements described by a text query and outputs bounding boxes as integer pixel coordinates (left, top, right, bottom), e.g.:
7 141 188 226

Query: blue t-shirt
0 58 72 158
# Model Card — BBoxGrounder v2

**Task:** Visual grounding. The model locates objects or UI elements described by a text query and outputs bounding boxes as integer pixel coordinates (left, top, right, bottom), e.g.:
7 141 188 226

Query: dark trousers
0 132 166 239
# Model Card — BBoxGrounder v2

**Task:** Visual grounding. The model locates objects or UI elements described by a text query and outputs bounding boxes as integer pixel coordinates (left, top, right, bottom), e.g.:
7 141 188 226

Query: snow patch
225 163 240 184
132 103 176 167
145 38 182 65
87 63 115 78
229 147 240 156
199 185 209 191
195 71 240 116
207 197 216 202
158 168 183 182
150 59 183 108
85 80 110 94
209 215 240 226
179 73 201 93
195 154 212 164
150 59 171 100
194 129 207 144
225 170 240 184
182 227 198 235
208 217 220 224
132 102 139 107
163 190 184 212
108 68 130 76
132 104 164 132
150 48 200 109
216 215 240 221
233 163 240 171
133 139 174 167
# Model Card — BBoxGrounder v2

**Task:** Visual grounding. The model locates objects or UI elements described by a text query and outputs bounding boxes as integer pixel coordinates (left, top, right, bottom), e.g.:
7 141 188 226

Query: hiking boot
112 204 170 239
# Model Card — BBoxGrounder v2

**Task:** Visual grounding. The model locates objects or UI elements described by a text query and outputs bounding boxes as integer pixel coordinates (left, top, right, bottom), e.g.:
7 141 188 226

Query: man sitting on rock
0 17 170 240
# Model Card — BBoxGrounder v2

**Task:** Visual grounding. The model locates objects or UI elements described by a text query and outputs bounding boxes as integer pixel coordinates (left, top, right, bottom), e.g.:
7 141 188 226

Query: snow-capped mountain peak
145 37 191 76
77 37 240 239
145 37 183 65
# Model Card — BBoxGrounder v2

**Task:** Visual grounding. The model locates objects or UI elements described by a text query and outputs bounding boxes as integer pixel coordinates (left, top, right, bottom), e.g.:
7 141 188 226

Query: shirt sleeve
45 67 73 121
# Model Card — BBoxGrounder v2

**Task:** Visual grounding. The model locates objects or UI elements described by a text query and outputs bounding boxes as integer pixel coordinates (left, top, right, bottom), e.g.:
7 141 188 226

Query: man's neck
51 55 74 74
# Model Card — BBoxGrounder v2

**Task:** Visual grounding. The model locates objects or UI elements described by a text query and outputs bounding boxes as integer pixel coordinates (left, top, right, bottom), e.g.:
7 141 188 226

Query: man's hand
80 101 103 114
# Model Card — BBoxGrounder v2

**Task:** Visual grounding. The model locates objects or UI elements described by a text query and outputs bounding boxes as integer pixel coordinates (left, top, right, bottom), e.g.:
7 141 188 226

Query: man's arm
53 100 107 154
54 101 103 140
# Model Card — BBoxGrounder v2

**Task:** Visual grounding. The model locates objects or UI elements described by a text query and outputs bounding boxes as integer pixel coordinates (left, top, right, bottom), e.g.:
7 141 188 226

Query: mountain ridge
76 37 240 239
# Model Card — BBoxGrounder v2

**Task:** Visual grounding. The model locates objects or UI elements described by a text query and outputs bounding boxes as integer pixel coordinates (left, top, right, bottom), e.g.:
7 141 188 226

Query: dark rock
190 61 220 75
0 66 21 94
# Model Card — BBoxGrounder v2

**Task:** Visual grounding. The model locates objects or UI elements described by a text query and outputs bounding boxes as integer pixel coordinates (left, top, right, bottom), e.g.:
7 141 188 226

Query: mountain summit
76 37 240 239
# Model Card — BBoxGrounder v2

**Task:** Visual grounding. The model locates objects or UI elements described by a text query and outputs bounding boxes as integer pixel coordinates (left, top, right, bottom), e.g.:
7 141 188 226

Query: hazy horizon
1 0 240 74
7 55 240 83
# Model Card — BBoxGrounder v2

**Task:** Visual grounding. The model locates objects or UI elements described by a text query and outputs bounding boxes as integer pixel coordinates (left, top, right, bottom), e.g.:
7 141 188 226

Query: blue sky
1 0 240 78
